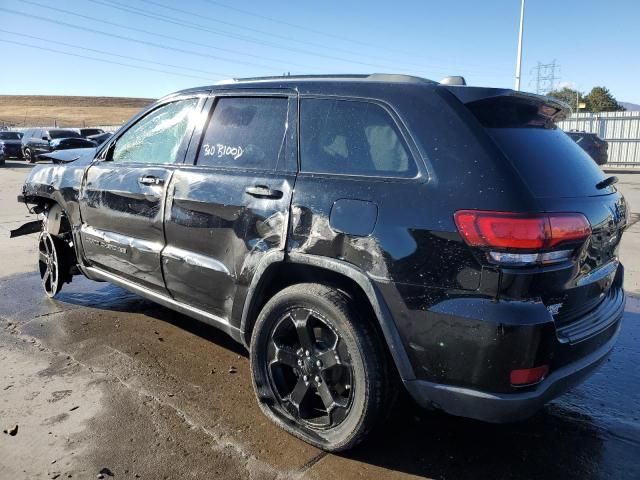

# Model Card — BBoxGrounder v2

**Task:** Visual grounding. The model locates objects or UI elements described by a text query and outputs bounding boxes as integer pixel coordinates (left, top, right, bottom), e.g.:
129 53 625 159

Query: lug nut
303 375 308 382
297 359 303 366
316 360 322 368
305 350 310 357
314 376 321 383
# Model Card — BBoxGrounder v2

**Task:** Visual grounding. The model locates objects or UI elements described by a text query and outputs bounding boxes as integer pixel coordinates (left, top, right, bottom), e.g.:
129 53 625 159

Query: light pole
515 0 526 90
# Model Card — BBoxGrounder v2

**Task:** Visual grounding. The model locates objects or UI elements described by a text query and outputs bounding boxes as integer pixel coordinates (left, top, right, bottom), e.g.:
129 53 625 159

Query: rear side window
467 96 607 198
300 98 416 177
197 97 288 171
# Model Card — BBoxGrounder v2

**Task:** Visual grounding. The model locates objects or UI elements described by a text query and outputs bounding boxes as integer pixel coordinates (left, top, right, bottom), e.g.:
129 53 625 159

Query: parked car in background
566 130 609 165
21 128 96 163
0 131 24 159
14 74 628 451
78 127 105 138
87 131 112 145
0 144 5 166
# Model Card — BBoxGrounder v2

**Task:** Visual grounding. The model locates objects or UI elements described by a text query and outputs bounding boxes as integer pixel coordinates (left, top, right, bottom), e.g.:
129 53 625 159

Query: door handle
138 175 165 186
245 185 283 199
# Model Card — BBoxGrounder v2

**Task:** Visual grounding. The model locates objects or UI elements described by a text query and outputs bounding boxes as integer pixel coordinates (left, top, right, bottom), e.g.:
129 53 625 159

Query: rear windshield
466 96 608 198
487 128 608 198
82 129 103 136
50 129 81 139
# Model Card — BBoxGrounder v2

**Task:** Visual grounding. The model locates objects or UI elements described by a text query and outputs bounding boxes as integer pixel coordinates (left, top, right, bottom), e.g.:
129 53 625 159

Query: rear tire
250 283 391 451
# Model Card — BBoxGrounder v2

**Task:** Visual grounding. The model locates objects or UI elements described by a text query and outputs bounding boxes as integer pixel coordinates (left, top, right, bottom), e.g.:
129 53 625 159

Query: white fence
557 111 640 168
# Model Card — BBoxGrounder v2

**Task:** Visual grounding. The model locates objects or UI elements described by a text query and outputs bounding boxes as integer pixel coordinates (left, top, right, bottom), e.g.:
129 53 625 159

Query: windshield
0 132 21 140
50 129 82 139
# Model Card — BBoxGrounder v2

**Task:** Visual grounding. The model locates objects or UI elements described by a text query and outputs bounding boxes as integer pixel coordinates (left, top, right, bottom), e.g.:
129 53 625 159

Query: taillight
454 210 591 266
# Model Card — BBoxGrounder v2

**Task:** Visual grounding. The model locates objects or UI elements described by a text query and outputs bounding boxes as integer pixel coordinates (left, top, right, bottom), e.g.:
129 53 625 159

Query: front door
78 95 204 293
162 93 297 320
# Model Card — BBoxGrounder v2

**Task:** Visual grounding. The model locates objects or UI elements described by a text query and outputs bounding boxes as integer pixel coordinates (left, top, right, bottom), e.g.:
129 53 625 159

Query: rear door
163 91 297 320
78 95 205 293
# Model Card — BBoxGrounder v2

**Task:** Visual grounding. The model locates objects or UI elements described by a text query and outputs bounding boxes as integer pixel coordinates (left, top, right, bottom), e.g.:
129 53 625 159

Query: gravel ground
1 158 639 480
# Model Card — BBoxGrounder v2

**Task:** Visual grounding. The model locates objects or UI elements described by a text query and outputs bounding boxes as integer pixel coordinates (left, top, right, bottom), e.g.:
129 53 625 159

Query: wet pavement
1 271 639 479
1 160 639 479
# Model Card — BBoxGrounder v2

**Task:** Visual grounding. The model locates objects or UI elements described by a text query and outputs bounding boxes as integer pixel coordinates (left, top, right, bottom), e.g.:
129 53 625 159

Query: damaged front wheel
38 231 67 297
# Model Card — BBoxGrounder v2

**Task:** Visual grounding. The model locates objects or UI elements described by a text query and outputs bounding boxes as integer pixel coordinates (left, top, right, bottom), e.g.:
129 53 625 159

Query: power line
6 1 510 83
2 5 284 73
137 0 503 75
0 29 232 78
99 0 508 78
138 0 400 66
0 38 219 81
16 0 313 72
198 0 509 72
89 0 420 73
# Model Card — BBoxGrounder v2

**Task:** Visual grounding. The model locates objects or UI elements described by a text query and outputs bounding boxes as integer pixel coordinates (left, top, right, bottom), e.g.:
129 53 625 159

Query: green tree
547 86 585 110
584 86 625 112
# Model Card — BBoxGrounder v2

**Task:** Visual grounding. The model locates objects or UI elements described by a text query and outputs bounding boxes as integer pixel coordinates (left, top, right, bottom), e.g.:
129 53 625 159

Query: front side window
112 98 199 164
300 98 416 177
196 96 288 171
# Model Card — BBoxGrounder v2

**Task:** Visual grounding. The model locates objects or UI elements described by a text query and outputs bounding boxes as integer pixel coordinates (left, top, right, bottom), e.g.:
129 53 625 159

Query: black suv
14 75 628 451
566 130 609 165
21 128 96 163
0 131 24 159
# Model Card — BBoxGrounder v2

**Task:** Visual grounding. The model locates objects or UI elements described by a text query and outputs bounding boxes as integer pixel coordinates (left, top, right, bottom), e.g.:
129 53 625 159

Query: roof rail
215 73 436 85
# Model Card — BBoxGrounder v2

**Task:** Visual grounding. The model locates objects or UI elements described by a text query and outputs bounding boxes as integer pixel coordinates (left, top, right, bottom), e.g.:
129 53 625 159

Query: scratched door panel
79 164 174 292
162 94 296 321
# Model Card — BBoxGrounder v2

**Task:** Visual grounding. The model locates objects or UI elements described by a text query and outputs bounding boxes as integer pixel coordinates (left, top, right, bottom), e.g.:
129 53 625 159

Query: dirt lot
0 158 639 479
0 95 153 128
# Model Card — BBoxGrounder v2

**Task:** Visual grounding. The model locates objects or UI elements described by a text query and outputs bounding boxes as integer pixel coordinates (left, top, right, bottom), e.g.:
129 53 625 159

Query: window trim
188 91 297 174
297 94 427 182
96 93 208 166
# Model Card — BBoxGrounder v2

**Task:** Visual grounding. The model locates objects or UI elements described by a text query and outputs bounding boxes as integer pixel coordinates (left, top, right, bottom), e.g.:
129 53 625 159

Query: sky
0 0 638 103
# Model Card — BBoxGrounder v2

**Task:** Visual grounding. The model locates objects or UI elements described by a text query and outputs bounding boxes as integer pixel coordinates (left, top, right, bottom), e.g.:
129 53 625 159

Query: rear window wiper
596 176 618 190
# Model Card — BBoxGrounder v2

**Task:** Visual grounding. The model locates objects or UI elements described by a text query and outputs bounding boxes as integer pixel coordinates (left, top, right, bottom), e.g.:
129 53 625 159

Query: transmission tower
532 60 560 95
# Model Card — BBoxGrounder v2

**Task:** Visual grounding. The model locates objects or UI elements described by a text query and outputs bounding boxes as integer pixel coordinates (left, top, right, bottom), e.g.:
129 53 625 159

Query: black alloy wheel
267 307 354 429
250 283 392 451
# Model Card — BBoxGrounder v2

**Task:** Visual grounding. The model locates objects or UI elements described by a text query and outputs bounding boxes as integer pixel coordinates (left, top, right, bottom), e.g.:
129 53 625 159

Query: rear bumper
404 316 621 423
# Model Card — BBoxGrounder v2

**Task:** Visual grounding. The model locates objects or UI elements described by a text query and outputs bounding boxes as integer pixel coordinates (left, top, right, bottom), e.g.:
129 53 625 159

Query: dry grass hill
0 95 155 128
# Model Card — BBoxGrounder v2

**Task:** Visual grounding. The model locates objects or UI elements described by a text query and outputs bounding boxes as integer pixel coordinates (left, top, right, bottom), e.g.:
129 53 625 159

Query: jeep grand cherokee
13 74 628 451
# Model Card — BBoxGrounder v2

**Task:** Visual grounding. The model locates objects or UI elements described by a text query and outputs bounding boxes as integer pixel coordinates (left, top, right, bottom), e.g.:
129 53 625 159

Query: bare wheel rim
266 307 354 430
38 232 59 297
24 149 31 162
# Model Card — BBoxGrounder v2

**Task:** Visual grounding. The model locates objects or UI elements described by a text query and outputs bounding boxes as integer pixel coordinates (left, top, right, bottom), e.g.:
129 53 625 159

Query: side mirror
42 136 50 141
